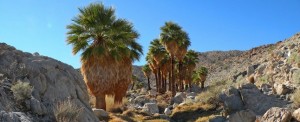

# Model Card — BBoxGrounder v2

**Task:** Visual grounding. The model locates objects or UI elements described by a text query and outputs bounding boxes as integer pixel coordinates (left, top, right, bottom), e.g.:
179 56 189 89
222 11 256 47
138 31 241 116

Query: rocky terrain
0 43 98 121
126 33 300 122
0 33 299 122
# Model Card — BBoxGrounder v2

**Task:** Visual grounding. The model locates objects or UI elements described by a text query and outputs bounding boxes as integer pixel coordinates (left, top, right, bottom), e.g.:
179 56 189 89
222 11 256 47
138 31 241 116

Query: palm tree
146 52 159 92
66 3 142 110
160 21 188 96
142 64 152 90
175 37 190 91
197 67 208 88
148 39 167 93
183 50 199 91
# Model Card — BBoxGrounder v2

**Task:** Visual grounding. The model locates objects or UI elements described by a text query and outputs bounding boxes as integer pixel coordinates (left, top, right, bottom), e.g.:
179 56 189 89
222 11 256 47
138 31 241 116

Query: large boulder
292 108 300 121
260 107 292 122
228 110 256 122
0 43 99 121
142 103 159 114
219 86 244 113
92 108 109 120
171 92 186 104
240 83 288 115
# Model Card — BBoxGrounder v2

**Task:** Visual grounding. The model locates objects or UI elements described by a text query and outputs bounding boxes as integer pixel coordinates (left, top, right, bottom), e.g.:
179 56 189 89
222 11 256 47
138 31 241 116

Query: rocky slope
0 43 99 121
129 33 300 122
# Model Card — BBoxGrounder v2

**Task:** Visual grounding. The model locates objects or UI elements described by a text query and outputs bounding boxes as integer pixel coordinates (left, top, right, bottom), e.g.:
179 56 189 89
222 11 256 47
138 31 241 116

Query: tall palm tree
148 39 167 93
197 67 208 88
160 21 188 96
183 50 199 91
142 64 152 90
146 52 159 92
66 3 142 110
175 37 190 91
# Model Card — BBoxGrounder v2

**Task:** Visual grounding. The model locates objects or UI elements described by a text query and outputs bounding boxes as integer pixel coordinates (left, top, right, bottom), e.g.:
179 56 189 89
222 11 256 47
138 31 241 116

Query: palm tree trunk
168 72 171 91
131 81 135 90
171 56 176 97
147 77 151 90
95 95 106 110
178 61 183 92
155 72 158 92
158 68 161 93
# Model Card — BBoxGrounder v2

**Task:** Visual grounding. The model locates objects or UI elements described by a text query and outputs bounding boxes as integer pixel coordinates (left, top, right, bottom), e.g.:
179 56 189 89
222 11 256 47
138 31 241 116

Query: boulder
274 83 290 95
143 103 159 114
229 110 256 122
219 86 244 113
261 107 292 122
133 95 150 106
164 108 171 115
0 43 99 121
247 65 255 76
92 109 109 119
171 92 186 104
292 108 300 121
240 84 288 115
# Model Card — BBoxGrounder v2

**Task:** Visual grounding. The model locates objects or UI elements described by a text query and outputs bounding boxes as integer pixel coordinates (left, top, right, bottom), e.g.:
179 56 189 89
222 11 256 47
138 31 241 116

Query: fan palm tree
175 37 190 91
160 21 188 96
146 52 159 92
183 50 199 90
66 3 142 110
197 67 208 88
142 64 152 90
148 39 167 93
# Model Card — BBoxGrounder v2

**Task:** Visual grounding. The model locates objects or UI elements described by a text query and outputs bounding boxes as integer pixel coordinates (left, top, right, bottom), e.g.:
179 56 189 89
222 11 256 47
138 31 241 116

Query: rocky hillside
126 33 300 121
0 43 99 121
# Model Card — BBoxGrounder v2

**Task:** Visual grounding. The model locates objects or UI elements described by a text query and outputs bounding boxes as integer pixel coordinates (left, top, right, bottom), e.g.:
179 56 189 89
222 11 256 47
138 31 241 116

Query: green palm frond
66 3 142 62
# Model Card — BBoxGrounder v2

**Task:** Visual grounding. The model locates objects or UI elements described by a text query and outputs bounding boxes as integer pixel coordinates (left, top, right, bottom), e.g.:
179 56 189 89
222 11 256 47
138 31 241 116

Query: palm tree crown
66 3 142 62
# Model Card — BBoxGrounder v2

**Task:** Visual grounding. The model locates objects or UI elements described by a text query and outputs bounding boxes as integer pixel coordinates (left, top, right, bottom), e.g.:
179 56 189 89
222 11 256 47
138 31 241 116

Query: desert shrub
11 81 32 102
292 70 300 84
288 52 300 67
54 99 83 122
292 89 300 108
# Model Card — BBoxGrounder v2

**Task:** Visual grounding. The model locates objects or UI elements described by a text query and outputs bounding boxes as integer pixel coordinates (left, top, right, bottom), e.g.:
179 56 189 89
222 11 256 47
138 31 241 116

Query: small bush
292 89 300 108
11 81 32 102
54 99 83 122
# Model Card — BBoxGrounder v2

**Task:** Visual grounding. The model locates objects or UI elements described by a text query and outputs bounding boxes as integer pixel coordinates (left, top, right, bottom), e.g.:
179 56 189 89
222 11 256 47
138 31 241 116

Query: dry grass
195 115 216 122
11 81 32 102
54 99 83 122
292 89 300 108
106 95 128 112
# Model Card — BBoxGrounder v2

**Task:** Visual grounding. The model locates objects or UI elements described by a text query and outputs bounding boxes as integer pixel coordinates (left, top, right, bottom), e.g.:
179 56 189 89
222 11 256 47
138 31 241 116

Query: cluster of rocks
0 43 99 121
219 83 300 122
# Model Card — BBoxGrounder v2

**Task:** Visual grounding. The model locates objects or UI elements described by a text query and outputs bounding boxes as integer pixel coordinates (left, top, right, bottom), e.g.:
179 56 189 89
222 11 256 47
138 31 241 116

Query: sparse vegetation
11 81 32 102
287 52 300 67
54 99 83 122
292 89 300 108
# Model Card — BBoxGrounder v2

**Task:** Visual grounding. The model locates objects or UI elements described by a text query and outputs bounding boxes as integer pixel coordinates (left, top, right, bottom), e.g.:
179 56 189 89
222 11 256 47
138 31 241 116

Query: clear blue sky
1 0 300 68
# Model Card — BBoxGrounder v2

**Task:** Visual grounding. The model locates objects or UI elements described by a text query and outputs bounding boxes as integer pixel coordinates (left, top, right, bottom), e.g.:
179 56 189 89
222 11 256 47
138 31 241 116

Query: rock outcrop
0 43 98 121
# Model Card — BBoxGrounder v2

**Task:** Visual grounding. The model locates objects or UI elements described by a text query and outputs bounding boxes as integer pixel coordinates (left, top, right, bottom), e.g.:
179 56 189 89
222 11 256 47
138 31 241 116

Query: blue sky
1 0 300 68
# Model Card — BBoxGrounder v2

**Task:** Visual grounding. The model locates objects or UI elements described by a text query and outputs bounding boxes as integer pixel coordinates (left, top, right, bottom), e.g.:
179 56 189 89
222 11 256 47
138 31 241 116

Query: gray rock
229 109 256 122
292 108 300 121
30 97 46 115
186 92 197 97
92 108 109 119
256 64 267 75
219 86 244 113
133 95 150 106
0 43 99 122
240 83 288 115
171 92 186 104
247 65 255 76
261 107 291 122
164 108 171 115
143 103 159 114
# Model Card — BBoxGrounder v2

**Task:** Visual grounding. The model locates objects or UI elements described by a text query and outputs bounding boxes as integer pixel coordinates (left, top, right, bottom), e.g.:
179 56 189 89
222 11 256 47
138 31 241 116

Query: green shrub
11 81 32 102
54 99 83 122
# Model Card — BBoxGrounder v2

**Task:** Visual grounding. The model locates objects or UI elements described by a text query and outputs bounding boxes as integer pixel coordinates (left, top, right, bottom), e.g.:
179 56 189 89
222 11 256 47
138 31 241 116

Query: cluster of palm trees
66 3 208 110
143 22 201 96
